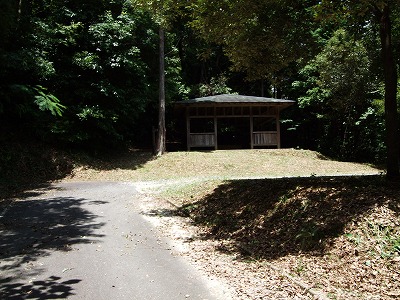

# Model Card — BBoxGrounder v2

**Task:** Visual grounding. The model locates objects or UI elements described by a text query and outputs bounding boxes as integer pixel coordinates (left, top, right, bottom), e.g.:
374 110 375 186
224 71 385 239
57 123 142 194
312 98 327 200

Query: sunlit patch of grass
68 149 381 182
158 179 223 207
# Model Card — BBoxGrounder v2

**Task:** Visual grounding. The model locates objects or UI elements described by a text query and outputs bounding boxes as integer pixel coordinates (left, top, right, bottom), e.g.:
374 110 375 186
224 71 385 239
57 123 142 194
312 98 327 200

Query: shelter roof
175 94 295 107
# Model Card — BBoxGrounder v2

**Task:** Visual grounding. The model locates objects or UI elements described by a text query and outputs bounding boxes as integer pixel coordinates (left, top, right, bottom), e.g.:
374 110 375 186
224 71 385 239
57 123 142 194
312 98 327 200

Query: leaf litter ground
167 176 400 299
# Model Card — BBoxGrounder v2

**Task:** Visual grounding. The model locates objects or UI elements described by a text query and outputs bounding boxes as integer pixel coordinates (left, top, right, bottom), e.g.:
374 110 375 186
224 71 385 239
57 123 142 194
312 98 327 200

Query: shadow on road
0 275 81 299
0 194 106 272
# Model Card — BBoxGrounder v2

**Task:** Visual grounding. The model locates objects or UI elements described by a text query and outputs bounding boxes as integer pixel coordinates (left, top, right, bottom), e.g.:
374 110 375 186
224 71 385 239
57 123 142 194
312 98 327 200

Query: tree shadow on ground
179 175 400 259
0 276 81 299
0 142 154 202
71 149 154 172
0 193 106 271
0 141 75 200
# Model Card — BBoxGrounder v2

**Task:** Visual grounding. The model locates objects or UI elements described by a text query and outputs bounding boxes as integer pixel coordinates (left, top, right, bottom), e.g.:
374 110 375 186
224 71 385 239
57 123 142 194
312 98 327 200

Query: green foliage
58 8 157 146
72 51 101 71
296 222 320 250
347 221 400 259
0 84 64 119
190 0 317 80
293 29 386 162
316 29 372 109
314 0 400 177
297 29 373 111
33 86 66 116
132 0 187 27
0 0 190 149
198 74 233 97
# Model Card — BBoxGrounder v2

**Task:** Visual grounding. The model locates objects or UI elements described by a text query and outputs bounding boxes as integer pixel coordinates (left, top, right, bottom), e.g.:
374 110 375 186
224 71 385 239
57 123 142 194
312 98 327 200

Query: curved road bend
0 182 230 299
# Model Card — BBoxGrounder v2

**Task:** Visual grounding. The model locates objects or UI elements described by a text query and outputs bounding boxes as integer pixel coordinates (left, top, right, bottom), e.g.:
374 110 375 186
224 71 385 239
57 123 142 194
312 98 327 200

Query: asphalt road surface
0 182 229 299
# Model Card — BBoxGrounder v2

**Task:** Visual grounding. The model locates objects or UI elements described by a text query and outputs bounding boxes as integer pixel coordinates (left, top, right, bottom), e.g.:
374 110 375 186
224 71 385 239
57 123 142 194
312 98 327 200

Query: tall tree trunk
156 26 166 156
376 5 399 179
17 0 23 22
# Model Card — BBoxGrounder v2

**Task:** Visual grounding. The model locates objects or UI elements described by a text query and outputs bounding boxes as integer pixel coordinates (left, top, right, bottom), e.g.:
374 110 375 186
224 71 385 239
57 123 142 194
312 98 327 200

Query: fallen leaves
172 175 400 299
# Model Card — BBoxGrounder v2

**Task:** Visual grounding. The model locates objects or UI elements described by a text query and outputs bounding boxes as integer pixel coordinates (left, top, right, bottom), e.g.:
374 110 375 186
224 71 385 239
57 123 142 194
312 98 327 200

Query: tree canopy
314 0 399 177
190 0 318 80
0 0 399 176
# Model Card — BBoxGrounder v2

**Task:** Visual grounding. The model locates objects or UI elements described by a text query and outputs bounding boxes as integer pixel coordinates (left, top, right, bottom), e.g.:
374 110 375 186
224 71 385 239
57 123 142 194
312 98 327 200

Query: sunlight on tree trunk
156 26 166 156
18 0 22 20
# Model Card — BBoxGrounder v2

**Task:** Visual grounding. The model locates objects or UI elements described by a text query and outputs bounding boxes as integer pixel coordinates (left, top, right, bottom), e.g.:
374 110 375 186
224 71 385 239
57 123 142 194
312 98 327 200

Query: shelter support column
276 111 281 149
186 107 190 151
250 107 254 149
214 113 218 150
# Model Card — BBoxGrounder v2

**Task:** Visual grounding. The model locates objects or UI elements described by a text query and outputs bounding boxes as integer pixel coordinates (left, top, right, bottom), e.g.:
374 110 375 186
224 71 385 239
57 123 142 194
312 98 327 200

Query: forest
0 0 399 174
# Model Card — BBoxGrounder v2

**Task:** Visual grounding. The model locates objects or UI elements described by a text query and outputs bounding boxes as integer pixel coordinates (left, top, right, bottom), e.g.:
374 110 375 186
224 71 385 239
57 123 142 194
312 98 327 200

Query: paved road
0 182 228 299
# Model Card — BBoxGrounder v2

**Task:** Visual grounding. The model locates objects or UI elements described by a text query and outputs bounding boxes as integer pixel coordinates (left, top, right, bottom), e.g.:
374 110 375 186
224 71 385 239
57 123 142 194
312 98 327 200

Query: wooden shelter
175 94 295 150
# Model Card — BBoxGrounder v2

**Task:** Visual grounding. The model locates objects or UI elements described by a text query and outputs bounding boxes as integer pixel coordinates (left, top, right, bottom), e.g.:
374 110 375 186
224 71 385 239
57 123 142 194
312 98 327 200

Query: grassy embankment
2 147 399 299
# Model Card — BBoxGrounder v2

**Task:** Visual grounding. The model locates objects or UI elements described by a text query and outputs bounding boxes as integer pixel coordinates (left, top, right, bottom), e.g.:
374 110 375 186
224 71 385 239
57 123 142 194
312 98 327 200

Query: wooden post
186 107 190 151
250 106 254 149
276 111 281 149
214 115 218 150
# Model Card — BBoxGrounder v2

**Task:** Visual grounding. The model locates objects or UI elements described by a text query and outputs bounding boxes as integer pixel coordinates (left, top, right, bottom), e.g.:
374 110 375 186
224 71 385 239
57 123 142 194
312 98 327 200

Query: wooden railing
253 131 278 146
189 132 278 148
189 133 215 147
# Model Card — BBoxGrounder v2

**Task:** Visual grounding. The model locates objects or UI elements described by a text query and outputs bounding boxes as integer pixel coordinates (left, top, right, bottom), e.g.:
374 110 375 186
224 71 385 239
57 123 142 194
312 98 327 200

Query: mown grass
67 148 380 182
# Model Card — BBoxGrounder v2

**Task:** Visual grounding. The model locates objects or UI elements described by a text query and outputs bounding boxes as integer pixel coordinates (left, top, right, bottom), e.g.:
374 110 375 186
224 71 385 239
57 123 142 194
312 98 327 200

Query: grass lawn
67 148 380 182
